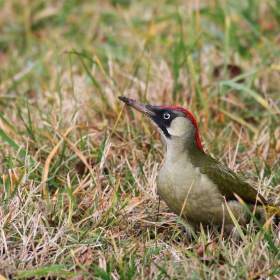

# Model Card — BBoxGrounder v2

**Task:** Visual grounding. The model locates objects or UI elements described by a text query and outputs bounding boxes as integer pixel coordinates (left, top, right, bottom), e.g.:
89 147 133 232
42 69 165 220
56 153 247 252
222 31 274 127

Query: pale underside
157 150 257 230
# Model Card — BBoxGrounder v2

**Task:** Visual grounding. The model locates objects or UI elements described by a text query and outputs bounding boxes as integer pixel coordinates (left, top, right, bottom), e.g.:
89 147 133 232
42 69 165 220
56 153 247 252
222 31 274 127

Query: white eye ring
163 113 170 120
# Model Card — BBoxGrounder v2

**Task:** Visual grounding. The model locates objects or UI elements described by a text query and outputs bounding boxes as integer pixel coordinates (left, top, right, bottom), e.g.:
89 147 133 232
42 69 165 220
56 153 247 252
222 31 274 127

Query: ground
0 0 280 279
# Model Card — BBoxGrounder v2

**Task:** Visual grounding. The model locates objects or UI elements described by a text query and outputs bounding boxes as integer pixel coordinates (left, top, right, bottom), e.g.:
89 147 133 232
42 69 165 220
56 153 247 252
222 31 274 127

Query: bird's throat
165 133 205 168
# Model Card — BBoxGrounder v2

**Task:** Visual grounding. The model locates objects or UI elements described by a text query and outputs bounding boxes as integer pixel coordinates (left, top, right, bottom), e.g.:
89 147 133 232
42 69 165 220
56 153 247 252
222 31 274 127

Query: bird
119 96 280 235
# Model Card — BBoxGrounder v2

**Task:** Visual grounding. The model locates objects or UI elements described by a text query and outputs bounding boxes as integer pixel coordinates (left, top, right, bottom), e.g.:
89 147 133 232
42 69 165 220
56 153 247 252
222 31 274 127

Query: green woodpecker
119 96 279 233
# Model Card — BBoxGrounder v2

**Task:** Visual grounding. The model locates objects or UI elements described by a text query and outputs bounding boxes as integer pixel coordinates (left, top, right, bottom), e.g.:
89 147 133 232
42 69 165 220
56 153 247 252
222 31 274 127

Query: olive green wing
199 155 267 205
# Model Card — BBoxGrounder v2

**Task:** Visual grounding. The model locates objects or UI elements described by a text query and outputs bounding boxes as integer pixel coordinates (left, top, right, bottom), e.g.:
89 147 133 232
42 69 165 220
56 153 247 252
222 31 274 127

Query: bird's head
119 96 204 152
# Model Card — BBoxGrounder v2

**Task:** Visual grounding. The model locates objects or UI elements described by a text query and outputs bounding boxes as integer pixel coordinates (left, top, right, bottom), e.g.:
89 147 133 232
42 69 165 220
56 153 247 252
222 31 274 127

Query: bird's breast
157 159 229 226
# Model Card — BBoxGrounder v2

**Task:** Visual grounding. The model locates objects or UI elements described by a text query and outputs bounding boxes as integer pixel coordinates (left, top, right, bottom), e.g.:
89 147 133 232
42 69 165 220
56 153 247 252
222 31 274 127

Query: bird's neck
165 134 205 167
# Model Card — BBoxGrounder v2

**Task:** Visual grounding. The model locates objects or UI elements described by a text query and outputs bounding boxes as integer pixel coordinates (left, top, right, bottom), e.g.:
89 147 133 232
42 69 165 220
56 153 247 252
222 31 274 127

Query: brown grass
0 0 280 279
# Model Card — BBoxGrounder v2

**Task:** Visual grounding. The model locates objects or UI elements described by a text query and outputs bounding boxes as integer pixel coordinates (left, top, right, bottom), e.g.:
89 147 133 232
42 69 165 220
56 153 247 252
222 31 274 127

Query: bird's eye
163 113 170 120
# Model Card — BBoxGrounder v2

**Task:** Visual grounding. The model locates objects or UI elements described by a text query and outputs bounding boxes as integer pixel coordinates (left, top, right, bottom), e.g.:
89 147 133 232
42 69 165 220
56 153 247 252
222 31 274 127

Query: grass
0 0 280 278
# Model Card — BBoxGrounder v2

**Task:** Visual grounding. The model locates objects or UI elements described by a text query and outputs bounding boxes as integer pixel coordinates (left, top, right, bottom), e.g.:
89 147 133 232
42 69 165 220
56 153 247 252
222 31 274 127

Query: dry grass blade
216 107 258 135
41 126 75 199
224 199 246 241
41 125 100 199
220 81 275 114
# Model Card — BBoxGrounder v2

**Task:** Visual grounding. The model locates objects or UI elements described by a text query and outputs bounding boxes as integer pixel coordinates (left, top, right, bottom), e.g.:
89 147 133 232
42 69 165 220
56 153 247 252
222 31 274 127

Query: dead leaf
121 197 147 214
197 241 226 266
213 64 244 83
77 246 93 266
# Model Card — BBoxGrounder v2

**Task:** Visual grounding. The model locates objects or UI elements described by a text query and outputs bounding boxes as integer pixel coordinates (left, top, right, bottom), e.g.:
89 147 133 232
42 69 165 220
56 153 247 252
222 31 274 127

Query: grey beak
118 96 156 118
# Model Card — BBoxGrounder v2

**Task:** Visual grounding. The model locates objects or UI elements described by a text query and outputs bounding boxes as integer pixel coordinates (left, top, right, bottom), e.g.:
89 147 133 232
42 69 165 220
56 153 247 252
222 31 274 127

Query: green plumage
195 153 267 205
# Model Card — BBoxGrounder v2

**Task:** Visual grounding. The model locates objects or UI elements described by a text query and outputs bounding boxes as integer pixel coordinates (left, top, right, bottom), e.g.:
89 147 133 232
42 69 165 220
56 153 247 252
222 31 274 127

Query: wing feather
199 155 267 205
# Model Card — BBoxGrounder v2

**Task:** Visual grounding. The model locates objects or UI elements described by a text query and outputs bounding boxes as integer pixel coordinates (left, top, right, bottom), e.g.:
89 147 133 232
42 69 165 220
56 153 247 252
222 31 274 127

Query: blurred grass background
0 0 280 279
